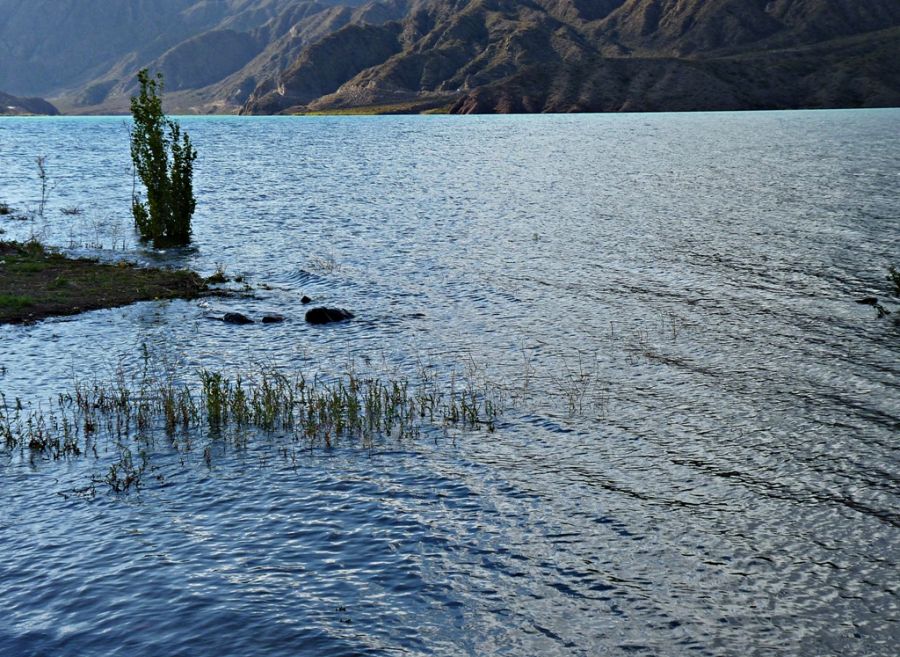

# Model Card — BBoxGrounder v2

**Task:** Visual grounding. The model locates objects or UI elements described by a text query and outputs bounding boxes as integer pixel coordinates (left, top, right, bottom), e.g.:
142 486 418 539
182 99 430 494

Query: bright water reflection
1 111 899 656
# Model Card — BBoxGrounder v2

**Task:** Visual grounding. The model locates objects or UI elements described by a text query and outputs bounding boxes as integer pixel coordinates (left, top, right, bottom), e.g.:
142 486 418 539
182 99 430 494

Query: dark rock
261 314 286 324
856 297 879 305
301 295 312 304
305 307 354 325
223 312 254 324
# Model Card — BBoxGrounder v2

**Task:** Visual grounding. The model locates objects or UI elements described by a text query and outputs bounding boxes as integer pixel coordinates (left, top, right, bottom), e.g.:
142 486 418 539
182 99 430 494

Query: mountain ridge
1 0 897 114
0 91 59 116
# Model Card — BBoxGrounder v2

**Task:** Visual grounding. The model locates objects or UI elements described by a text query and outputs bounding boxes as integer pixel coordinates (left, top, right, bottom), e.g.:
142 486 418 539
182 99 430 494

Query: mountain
243 0 900 114
0 91 59 116
0 0 366 113
1 0 898 114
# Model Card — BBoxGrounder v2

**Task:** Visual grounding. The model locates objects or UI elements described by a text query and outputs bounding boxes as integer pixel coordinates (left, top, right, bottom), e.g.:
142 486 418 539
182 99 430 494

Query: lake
1 111 898 656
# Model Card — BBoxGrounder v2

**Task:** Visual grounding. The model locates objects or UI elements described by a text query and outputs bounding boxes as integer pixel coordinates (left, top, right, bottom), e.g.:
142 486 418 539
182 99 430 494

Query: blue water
1 110 899 656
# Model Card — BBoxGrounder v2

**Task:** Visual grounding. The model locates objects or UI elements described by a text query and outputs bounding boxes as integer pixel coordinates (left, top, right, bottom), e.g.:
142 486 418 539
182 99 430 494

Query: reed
1 356 504 493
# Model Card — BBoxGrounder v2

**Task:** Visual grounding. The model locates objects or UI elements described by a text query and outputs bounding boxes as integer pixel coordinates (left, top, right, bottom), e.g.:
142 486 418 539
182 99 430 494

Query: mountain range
1 0 898 114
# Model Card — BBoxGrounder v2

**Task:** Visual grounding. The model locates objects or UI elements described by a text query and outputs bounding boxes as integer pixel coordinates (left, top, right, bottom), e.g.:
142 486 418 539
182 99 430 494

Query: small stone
301 295 312 304
856 297 878 306
223 312 254 324
262 314 285 324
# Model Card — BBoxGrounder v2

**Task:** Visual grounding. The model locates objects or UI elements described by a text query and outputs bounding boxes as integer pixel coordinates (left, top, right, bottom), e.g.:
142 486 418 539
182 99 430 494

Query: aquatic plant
130 69 196 247
206 263 229 284
0 357 504 494
35 156 49 219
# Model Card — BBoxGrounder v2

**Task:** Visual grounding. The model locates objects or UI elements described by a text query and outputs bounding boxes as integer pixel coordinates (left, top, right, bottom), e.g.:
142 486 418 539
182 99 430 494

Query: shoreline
0 240 208 325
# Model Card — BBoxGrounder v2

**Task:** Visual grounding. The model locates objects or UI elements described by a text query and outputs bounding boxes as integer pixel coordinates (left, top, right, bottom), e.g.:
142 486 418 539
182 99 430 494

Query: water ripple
1 111 899 656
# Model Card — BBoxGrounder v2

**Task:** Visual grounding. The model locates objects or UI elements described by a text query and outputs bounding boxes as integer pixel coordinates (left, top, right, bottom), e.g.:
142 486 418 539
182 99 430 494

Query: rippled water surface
1 111 899 656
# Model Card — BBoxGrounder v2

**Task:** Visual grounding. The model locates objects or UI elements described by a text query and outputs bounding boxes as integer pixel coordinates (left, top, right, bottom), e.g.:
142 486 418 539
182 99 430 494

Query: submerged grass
1 355 503 494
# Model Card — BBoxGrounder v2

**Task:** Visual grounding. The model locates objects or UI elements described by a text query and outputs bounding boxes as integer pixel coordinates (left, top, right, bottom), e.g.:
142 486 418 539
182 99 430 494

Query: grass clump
205 263 230 284
1 355 504 494
0 295 34 310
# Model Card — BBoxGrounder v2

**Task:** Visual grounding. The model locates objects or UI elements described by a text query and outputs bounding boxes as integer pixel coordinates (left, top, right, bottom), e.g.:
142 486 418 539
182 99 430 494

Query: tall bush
130 69 196 247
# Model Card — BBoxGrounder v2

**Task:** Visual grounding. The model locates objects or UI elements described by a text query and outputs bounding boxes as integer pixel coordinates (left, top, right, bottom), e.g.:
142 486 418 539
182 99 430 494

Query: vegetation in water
0 354 504 494
35 155 50 219
130 69 197 247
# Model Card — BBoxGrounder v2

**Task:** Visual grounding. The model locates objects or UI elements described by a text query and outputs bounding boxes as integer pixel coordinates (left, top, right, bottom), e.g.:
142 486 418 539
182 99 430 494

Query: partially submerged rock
223 312 254 324
855 296 891 318
262 314 286 324
305 307 354 325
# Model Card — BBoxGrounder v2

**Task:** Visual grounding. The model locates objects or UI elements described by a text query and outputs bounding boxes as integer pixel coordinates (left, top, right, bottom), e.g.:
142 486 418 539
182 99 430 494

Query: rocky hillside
243 0 900 114
0 91 59 116
1 0 898 114
0 0 366 113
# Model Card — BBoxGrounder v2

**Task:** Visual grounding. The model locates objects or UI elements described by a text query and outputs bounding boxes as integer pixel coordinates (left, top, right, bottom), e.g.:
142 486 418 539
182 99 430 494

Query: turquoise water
1 111 899 656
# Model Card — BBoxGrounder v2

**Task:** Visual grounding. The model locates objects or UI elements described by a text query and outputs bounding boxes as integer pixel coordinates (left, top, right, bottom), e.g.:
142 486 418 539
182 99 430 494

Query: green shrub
130 69 197 247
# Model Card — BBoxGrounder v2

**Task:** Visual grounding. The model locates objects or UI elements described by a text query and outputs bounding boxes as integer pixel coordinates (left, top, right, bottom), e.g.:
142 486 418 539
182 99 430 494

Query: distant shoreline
4 105 899 119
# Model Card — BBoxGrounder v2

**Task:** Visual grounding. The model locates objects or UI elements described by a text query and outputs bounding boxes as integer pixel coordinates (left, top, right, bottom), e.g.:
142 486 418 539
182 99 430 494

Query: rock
223 312 254 324
305 307 354 325
261 314 285 324
301 295 312 304
856 297 879 305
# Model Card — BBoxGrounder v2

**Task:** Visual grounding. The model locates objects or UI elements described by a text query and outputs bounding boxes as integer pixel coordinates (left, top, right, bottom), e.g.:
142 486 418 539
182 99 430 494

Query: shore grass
0 240 208 324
